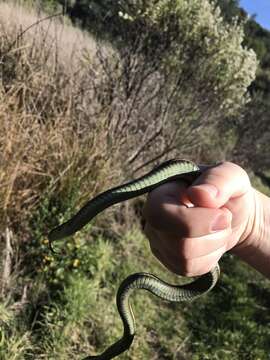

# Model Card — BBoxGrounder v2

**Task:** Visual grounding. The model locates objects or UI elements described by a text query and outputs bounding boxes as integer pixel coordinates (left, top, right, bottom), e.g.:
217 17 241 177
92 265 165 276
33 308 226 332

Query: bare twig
3 12 63 57
1 226 13 297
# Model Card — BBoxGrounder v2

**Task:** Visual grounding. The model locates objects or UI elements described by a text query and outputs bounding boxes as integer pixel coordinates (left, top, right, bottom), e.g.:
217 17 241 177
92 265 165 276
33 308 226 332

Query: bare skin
143 162 270 279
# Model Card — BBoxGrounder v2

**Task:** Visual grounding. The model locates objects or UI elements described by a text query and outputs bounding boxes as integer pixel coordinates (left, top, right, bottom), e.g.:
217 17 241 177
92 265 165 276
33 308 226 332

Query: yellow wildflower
73 259 80 268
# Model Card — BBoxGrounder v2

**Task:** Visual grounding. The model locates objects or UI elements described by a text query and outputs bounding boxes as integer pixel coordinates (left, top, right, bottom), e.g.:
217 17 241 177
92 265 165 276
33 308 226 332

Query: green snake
48 159 220 359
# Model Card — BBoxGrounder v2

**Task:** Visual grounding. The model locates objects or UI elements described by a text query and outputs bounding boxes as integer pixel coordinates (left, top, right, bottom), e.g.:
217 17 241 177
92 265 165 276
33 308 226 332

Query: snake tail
82 335 134 360
84 267 219 359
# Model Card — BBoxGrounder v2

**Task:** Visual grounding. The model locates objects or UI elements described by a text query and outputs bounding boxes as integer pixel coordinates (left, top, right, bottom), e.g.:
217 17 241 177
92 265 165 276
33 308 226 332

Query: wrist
232 188 270 278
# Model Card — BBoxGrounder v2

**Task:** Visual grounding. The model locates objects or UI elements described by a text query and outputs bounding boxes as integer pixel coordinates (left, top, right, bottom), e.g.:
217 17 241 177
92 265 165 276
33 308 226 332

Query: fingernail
192 184 218 198
211 213 229 232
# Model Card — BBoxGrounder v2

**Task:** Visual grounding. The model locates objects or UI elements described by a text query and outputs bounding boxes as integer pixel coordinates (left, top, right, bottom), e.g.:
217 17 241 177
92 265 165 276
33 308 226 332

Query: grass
0 225 191 359
184 254 270 360
2 224 269 359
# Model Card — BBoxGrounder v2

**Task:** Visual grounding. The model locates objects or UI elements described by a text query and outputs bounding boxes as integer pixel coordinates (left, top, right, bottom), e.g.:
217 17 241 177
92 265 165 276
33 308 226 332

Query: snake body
48 159 220 359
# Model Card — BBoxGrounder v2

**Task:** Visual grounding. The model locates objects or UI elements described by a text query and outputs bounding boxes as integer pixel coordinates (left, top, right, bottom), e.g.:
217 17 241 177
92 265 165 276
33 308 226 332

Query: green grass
1 216 270 359
184 254 270 360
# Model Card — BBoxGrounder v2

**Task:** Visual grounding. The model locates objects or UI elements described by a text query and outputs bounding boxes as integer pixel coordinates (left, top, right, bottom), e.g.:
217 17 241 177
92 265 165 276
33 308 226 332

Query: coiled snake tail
83 268 220 359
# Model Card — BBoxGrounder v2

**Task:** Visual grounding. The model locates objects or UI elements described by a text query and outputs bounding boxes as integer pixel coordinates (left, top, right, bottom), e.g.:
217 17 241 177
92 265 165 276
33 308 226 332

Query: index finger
187 161 251 209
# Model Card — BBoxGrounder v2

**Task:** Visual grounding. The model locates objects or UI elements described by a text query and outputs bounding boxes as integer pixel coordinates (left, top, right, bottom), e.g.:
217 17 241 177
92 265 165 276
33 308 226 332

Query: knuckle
194 263 215 276
178 238 195 260
177 259 195 276
177 259 214 277
221 161 250 181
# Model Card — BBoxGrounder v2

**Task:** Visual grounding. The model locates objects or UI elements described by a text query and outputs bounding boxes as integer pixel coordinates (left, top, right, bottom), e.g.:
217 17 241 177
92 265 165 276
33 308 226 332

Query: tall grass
0 1 120 230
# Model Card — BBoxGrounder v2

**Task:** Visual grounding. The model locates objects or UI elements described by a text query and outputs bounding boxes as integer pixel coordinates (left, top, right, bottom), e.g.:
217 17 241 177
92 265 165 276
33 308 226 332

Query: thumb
187 162 251 209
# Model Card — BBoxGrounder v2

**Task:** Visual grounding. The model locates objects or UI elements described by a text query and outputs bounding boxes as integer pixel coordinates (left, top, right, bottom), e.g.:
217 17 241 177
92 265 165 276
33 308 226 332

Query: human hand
142 161 265 277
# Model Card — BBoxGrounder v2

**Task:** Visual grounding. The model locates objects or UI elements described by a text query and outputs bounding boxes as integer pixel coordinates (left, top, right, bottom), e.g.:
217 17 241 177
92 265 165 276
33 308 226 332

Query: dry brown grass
0 1 118 241
0 1 98 66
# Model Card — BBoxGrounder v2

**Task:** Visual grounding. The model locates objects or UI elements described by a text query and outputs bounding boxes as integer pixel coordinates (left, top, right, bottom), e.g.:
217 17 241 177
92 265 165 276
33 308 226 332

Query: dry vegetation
0 2 117 228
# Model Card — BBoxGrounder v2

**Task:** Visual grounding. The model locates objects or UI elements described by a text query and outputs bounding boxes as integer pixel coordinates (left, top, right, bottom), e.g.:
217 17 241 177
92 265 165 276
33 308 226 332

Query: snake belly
48 159 220 360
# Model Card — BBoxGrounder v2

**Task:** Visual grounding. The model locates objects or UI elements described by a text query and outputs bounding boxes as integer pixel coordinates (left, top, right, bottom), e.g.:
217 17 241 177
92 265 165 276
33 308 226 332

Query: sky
239 0 270 30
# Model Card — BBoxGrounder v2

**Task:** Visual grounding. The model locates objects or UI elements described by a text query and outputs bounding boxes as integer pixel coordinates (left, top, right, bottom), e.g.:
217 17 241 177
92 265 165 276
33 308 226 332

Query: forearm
233 189 270 279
